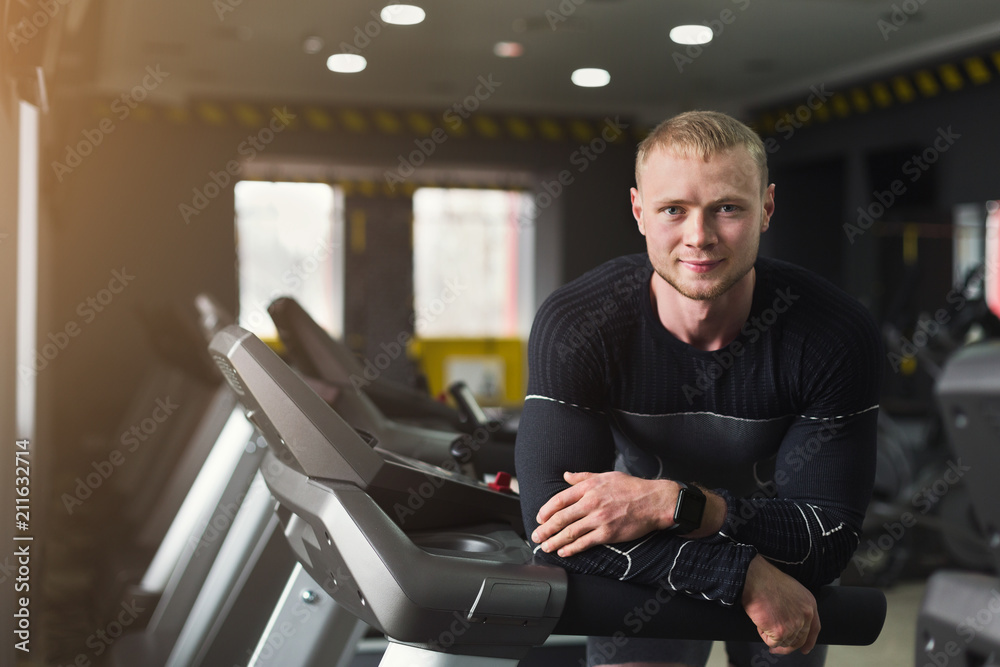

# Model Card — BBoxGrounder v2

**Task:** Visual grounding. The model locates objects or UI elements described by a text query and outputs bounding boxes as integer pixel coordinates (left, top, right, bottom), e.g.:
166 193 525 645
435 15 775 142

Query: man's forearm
715 489 860 587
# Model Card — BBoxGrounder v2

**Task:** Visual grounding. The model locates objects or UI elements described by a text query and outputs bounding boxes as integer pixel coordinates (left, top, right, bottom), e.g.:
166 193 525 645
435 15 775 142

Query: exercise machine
268 296 517 475
915 341 1000 667
210 324 887 666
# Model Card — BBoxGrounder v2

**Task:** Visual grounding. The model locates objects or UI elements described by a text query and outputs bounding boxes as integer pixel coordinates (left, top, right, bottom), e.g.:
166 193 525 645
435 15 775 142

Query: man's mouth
679 259 724 273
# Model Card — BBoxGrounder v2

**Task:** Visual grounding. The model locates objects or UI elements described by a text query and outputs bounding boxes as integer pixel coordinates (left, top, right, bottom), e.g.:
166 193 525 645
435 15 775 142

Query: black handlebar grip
554 575 885 646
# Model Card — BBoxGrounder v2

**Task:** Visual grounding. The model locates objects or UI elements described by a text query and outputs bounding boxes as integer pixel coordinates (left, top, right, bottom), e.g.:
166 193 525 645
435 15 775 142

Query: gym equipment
268 296 514 476
916 341 1000 666
270 296 465 431
111 294 270 665
101 294 243 623
116 297 505 667
849 264 1000 586
210 324 887 666
110 413 262 666
269 295 521 447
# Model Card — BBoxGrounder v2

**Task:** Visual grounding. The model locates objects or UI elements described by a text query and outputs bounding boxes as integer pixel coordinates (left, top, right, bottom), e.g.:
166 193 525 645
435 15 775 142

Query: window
234 181 343 340
412 187 535 338
412 187 535 403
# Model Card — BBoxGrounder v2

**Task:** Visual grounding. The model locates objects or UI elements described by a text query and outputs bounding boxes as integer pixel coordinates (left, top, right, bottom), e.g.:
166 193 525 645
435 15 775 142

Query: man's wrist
678 486 726 539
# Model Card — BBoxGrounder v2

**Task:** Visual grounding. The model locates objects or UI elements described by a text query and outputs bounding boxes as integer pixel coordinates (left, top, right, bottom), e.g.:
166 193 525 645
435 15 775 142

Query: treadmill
210 324 887 667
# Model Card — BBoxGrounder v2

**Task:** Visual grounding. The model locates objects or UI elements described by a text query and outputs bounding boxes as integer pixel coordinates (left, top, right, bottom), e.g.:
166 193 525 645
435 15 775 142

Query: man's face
631 146 775 301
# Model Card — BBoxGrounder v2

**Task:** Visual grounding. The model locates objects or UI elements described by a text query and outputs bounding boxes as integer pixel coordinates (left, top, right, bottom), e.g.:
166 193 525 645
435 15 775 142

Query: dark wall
764 157 846 287
760 80 1000 318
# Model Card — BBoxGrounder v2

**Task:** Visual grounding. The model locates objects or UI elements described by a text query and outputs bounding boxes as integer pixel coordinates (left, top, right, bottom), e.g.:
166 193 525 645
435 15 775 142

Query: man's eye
663 206 681 215
719 204 739 213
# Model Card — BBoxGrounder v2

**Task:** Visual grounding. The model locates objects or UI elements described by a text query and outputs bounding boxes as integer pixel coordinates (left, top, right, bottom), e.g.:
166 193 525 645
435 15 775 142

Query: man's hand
742 555 821 655
531 471 676 557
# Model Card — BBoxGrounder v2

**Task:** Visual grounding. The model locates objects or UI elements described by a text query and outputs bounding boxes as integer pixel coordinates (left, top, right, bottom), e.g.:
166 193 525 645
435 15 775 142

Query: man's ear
631 187 646 236
761 183 775 232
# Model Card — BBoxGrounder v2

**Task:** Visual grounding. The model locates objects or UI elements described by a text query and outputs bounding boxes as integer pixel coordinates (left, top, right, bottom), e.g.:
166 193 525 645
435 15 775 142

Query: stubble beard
653 232 760 302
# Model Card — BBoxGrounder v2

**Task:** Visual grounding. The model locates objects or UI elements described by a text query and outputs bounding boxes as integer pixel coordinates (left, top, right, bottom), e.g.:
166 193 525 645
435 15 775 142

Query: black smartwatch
671 482 706 535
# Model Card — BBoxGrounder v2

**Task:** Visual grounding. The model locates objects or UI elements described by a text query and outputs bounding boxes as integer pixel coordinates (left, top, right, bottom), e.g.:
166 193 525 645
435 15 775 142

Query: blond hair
635 110 768 192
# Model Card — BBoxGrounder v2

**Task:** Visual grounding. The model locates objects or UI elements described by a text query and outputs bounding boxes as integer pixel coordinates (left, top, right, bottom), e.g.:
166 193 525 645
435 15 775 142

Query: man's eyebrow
650 194 753 206
709 194 754 204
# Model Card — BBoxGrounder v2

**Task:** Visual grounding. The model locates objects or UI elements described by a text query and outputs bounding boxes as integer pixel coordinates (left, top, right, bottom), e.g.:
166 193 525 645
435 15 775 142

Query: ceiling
51 0 1000 123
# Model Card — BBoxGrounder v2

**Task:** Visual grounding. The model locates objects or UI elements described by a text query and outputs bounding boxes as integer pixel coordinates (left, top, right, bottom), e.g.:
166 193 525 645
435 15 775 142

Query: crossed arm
515 398 878 656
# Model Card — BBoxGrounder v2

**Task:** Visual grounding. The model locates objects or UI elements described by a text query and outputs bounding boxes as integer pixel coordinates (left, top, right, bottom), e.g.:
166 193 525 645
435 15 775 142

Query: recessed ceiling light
327 53 367 73
494 41 524 58
670 25 713 45
571 68 610 88
381 4 425 25
302 35 324 54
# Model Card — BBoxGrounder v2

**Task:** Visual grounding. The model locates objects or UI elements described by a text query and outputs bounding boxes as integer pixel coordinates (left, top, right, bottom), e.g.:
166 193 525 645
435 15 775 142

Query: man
515 110 881 667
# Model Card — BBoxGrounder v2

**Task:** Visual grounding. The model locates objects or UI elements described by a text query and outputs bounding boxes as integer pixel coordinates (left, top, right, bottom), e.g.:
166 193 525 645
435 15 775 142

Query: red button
488 471 512 493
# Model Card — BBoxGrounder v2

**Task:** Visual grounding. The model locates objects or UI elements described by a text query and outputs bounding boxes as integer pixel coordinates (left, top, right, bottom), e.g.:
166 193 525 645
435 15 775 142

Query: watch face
676 487 706 529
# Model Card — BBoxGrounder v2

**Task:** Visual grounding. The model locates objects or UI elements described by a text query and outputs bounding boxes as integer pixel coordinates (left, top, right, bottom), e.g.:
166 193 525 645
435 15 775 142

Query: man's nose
683 211 718 247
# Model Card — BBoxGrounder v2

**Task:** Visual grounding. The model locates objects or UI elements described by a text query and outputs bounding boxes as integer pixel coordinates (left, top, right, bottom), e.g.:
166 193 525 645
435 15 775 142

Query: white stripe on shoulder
611 403 879 422
797 404 879 421
612 408 795 423
524 394 604 414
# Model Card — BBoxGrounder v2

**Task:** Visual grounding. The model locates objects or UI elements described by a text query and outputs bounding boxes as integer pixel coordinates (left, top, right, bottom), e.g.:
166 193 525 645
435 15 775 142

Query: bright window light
235 181 344 341
413 188 535 338
381 4 425 25
327 53 367 73
670 25 713 45
571 68 611 88
17 101 39 440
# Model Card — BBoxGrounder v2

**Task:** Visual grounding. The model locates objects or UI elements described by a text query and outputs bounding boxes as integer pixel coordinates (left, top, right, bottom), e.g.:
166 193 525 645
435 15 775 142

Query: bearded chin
655 261 754 301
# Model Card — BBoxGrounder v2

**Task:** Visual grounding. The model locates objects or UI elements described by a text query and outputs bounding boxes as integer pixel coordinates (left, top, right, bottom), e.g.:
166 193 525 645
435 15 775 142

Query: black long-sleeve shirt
515 254 882 606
